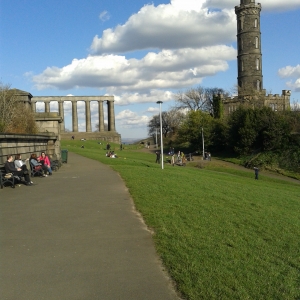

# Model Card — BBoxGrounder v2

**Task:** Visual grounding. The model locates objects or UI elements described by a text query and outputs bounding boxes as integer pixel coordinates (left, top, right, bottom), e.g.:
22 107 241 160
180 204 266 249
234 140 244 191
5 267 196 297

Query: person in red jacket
38 152 53 175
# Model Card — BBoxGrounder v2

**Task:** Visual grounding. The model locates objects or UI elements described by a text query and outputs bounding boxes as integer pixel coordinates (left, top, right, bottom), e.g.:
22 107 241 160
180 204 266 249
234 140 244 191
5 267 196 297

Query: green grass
62 140 300 300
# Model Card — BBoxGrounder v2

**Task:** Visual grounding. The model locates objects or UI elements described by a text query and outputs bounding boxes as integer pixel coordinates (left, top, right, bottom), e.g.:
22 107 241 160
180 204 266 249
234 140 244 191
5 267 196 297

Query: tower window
238 20 242 31
256 58 260 70
256 80 261 91
255 37 259 48
254 19 258 28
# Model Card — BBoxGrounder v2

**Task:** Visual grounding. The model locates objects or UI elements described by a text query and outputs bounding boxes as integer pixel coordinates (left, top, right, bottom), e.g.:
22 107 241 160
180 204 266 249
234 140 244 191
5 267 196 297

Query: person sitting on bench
38 152 53 175
30 153 48 177
14 154 33 184
5 154 32 186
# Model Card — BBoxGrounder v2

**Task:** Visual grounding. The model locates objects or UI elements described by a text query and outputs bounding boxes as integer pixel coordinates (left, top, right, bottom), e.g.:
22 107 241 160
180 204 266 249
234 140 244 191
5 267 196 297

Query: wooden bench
0 166 15 189
29 162 45 177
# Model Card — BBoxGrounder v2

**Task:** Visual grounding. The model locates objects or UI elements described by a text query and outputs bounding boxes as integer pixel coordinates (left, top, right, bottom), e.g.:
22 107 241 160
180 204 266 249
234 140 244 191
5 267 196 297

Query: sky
1 0 300 139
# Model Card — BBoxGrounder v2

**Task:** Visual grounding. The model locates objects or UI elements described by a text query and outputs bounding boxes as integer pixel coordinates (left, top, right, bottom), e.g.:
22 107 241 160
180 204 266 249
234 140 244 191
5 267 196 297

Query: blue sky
1 0 300 138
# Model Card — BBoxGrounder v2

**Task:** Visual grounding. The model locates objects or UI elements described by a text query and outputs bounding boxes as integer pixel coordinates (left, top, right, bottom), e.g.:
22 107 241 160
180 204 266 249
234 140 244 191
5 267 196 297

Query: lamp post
156 101 164 169
202 127 205 160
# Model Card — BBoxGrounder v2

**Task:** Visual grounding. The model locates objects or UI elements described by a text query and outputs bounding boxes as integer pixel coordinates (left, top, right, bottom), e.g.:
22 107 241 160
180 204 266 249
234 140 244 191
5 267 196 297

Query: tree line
148 86 300 172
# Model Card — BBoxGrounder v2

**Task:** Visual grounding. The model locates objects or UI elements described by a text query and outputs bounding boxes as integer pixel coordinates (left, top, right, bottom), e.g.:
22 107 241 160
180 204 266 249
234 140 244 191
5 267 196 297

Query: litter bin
61 149 68 163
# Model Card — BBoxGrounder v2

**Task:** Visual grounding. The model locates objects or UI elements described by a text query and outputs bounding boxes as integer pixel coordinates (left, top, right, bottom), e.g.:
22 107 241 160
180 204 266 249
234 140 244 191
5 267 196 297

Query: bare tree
148 109 185 138
291 100 300 111
95 122 108 131
0 83 17 131
0 82 38 133
175 85 228 116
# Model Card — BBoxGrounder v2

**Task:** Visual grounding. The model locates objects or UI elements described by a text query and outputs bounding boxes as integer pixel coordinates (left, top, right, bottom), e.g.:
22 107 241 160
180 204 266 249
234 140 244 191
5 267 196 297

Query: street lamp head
156 101 163 104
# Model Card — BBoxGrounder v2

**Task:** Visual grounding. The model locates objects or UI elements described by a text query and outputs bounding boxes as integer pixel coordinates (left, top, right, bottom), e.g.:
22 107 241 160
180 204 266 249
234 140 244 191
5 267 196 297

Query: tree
0 83 17 132
228 108 258 154
175 86 228 116
0 83 37 133
212 94 224 119
176 110 215 151
95 122 108 131
148 109 185 138
228 107 293 154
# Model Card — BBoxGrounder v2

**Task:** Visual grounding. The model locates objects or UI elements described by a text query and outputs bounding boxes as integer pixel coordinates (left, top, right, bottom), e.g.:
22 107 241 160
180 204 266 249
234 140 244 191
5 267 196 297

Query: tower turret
235 0 263 96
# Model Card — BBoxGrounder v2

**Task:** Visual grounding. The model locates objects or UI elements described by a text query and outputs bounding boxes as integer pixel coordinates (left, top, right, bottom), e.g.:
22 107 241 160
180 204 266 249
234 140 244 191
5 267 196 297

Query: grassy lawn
62 140 300 300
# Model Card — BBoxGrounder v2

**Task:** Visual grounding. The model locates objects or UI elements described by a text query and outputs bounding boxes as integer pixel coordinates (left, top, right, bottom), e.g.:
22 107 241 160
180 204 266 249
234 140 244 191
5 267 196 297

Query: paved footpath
0 152 180 300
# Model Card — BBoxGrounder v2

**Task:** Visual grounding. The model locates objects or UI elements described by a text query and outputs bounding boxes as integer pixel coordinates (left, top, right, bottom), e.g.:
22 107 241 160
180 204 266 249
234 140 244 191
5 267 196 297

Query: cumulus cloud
116 109 150 128
90 3 235 54
32 45 235 94
31 0 300 107
146 107 161 113
278 64 300 92
113 90 176 105
204 0 300 11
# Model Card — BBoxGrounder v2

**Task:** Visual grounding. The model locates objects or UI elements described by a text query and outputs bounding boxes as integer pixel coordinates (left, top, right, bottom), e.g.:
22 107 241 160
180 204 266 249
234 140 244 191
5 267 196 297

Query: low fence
0 133 61 168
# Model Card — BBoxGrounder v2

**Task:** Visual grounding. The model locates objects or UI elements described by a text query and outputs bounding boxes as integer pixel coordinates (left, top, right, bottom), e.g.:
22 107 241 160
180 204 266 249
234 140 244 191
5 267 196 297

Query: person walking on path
254 167 259 180
155 151 161 164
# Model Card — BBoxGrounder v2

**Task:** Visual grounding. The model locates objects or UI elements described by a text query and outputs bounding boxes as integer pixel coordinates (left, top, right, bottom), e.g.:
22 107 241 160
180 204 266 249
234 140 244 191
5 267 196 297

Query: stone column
107 100 116 132
58 100 65 132
31 101 36 113
85 100 92 132
98 101 105 132
45 101 51 113
72 101 78 132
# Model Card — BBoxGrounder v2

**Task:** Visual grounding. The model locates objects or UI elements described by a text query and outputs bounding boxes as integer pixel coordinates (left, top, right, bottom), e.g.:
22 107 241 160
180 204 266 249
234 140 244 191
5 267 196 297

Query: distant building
223 0 291 115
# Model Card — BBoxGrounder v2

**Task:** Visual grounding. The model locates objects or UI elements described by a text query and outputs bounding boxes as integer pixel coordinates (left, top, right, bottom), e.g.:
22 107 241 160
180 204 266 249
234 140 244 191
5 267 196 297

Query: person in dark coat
5 154 32 185
155 151 160 163
254 167 259 180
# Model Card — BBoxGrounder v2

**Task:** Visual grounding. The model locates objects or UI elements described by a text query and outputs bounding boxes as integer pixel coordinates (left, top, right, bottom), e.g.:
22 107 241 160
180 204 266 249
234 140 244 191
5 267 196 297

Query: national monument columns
31 96 117 135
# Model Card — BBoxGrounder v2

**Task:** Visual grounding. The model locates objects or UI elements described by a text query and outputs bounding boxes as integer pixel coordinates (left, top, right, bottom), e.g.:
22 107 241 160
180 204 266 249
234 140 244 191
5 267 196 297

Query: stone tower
222 0 291 115
235 0 263 96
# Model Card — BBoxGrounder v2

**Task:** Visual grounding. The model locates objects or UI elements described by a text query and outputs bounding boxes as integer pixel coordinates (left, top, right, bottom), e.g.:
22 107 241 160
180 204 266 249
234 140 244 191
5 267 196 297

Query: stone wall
0 133 60 168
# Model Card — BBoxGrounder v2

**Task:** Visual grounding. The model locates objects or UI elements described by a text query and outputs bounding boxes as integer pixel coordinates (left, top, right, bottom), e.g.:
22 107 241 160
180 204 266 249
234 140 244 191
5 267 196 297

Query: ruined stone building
223 0 291 115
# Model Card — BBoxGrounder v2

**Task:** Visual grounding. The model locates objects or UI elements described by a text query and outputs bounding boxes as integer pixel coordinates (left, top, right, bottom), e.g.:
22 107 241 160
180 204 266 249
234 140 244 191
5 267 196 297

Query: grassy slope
62 140 300 300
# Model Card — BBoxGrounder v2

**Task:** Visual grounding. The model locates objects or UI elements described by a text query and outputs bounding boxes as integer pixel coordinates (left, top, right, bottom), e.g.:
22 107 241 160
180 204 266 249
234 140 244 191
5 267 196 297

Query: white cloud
90 2 235 54
116 109 150 128
30 0 300 106
114 90 176 105
99 11 110 22
278 64 300 92
171 0 206 11
203 0 300 11
32 45 235 94
146 107 160 113
90 0 300 55
278 65 300 78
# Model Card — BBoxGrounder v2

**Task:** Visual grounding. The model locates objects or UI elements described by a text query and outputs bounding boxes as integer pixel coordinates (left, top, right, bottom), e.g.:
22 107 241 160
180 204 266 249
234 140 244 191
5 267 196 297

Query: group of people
4 152 53 186
106 151 117 158
155 150 185 166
